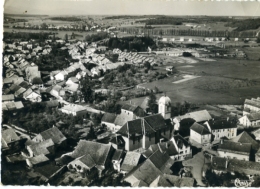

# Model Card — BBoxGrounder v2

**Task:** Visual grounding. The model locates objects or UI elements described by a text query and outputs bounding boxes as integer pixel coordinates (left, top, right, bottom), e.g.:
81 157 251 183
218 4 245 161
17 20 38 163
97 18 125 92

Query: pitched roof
207 119 237 130
28 139 55 156
124 158 163 186
218 140 251 155
121 152 142 173
144 114 168 131
148 150 171 172
2 128 20 144
78 154 96 169
37 126 66 145
112 149 124 161
175 110 212 123
173 134 190 149
114 113 134 127
60 104 86 113
252 128 260 140
27 154 49 165
190 122 211 135
2 94 15 101
117 114 171 137
247 112 260 122
64 83 79 92
121 103 139 112
71 140 112 167
230 131 259 151
101 113 117 123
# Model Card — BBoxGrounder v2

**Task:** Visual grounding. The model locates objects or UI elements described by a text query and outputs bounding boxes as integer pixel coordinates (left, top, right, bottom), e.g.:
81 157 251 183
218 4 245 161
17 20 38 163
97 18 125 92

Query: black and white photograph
1 0 260 187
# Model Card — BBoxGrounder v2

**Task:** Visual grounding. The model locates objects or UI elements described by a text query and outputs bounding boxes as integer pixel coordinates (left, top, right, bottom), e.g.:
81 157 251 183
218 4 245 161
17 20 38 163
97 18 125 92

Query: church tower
158 95 171 119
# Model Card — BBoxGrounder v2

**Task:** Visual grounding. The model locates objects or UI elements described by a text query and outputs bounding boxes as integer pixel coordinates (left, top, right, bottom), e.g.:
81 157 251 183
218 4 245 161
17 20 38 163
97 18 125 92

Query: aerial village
2 28 260 187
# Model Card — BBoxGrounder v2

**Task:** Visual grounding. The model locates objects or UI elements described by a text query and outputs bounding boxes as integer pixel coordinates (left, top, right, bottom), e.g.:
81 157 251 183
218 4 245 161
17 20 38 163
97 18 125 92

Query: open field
130 57 260 105
242 47 260 60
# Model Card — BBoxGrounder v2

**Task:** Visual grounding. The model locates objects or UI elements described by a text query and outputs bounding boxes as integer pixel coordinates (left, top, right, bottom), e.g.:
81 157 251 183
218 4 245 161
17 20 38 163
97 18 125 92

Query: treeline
118 27 258 38
104 15 154 20
49 17 82 22
105 36 156 51
139 16 183 25
225 18 260 31
85 32 109 43
3 32 51 41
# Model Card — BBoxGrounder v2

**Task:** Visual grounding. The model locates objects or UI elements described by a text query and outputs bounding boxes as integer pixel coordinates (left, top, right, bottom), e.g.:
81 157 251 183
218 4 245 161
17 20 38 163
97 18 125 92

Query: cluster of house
210 131 260 176
239 97 260 127
2 64 44 110
113 48 156 66
4 40 52 56
2 126 68 182
2 39 61 110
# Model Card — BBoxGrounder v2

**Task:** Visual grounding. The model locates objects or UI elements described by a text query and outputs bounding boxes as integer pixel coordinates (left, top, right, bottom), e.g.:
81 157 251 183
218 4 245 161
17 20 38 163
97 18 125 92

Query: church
117 95 173 151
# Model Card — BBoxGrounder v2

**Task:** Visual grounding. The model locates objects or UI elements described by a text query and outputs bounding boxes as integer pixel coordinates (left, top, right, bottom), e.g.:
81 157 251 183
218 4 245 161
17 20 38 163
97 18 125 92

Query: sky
3 0 260 16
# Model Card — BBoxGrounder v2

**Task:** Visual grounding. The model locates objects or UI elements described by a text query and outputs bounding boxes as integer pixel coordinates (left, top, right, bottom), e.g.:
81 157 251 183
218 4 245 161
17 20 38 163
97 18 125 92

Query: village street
182 151 208 186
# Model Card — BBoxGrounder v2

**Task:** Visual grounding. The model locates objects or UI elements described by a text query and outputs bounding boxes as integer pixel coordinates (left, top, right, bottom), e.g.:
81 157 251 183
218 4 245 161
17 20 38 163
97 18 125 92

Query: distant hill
4 13 49 17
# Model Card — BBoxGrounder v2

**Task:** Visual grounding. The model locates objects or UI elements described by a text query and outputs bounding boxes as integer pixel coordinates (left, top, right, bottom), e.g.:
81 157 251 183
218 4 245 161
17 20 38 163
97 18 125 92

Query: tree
148 92 157 114
144 61 151 70
64 34 68 42
183 52 192 57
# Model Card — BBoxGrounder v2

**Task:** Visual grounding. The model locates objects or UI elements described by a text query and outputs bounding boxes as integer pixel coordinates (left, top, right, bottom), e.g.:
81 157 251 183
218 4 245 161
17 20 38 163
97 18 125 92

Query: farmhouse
123 149 174 186
32 126 67 147
2 128 26 154
59 104 87 116
190 122 212 146
217 140 251 161
146 134 192 161
239 112 260 127
230 131 259 152
173 110 212 131
243 98 260 115
204 119 237 141
68 140 114 175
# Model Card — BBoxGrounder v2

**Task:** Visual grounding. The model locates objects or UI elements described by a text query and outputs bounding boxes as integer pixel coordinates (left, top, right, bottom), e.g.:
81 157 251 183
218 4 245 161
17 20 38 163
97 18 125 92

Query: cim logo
234 178 254 187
